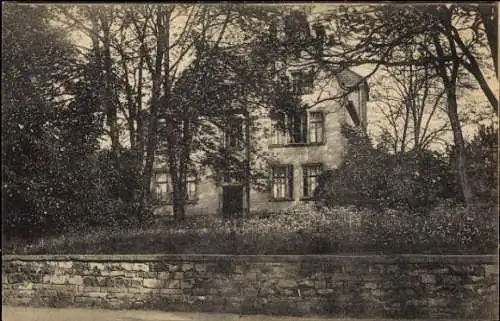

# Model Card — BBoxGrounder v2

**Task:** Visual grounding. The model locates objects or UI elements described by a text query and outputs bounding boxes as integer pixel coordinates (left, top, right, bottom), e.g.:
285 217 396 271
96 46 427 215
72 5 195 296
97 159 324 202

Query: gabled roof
335 68 370 102
336 68 366 89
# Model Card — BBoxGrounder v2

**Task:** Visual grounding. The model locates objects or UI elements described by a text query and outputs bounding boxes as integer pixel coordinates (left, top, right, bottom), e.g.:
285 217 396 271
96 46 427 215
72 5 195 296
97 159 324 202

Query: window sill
269 142 325 149
269 198 294 202
155 199 198 205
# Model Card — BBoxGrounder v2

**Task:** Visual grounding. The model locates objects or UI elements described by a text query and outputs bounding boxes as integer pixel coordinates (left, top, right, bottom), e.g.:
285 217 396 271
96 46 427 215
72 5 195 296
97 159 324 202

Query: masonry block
0 255 497 319
142 278 163 289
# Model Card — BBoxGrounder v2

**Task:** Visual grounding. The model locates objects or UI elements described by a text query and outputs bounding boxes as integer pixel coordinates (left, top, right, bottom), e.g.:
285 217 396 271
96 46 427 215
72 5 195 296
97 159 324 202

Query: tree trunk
173 168 187 224
180 122 191 223
136 56 145 167
172 116 191 224
478 4 498 77
433 34 474 207
245 109 251 216
173 196 186 224
169 149 186 224
447 88 474 207
139 9 165 213
101 16 120 162
400 100 410 152
443 5 499 112
462 54 499 113
141 86 160 207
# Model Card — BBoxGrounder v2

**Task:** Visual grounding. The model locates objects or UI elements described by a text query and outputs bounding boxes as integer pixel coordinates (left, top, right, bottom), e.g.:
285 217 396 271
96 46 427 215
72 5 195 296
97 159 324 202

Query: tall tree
307 4 497 111
294 4 498 206
57 4 283 222
371 46 449 153
2 4 100 237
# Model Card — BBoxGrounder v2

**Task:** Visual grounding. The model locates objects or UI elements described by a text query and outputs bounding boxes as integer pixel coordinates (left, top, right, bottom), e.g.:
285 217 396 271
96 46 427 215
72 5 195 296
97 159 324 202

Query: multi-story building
152 10 369 217
152 65 369 217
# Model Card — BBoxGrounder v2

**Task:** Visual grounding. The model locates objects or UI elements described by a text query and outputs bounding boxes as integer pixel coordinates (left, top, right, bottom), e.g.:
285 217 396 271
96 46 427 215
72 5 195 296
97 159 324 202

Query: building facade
152 66 369 217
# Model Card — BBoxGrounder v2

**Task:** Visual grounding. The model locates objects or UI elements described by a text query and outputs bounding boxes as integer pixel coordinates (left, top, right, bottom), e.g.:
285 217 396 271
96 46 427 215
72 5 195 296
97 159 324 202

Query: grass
3 204 497 255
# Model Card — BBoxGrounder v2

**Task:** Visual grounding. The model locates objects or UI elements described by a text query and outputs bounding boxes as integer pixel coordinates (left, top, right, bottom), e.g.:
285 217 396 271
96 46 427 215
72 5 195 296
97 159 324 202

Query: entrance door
222 185 243 219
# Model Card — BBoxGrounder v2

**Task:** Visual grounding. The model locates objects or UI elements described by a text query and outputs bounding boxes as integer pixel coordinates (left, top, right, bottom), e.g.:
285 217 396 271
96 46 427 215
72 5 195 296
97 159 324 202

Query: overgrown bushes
1 5 156 242
5 203 496 255
313 123 489 212
2 149 155 241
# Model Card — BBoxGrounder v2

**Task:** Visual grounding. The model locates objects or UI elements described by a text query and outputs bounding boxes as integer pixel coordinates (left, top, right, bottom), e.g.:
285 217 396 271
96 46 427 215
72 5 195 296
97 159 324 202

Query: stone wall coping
2 254 498 264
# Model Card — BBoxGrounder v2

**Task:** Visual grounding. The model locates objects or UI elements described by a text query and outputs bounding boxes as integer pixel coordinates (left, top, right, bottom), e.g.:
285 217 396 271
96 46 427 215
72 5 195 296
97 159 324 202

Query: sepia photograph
2 2 498 321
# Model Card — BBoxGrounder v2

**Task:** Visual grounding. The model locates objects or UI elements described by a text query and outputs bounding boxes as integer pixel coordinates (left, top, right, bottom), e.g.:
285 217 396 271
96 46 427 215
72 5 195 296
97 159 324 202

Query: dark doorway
222 185 244 219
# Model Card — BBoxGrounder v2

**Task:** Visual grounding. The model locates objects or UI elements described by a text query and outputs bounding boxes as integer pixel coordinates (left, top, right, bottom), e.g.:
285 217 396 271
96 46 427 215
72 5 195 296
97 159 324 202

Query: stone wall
2 254 498 319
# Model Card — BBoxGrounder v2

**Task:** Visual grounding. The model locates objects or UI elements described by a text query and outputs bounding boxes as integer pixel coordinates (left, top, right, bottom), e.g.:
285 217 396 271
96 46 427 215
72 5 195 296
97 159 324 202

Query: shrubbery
6 202 496 255
1 5 155 242
461 124 498 203
2 149 155 241
314 124 461 212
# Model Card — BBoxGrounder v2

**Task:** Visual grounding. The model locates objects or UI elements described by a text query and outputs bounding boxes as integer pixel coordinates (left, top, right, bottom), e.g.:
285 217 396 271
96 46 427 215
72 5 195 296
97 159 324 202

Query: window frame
308 111 325 145
153 171 198 204
154 171 171 203
270 164 294 201
270 110 308 147
185 175 198 202
271 119 289 145
224 117 244 149
289 110 308 144
270 111 326 148
290 70 314 95
302 163 324 200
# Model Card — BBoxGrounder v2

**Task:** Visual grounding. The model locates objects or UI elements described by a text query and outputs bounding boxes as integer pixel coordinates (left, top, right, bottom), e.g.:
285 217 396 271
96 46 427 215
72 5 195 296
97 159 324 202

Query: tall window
154 172 197 203
224 117 244 149
309 112 324 144
271 118 290 145
155 172 170 202
289 111 308 143
186 176 197 201
271 111 307 145
271 165 293 200
303 164 323 199
290 70 313 95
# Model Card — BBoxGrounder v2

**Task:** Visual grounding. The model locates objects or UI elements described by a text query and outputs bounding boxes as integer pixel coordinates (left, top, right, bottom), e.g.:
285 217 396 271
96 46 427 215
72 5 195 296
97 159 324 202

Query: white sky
64 3 498 151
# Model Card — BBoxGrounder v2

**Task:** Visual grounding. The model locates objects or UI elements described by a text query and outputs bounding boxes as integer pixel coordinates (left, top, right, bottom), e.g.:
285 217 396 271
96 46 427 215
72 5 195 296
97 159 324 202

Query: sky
64 3 498 151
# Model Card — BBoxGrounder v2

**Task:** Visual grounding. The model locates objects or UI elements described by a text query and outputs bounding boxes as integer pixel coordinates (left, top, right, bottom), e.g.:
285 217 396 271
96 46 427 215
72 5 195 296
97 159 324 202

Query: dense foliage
2 4 81 238
2 4 153 240
462 124 498 203
5 203 496 255
2 4 497 252
314 124 459 212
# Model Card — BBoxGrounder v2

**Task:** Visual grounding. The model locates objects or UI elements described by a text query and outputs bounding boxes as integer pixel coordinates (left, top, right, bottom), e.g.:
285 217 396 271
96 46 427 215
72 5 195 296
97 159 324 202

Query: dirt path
1 306 488 321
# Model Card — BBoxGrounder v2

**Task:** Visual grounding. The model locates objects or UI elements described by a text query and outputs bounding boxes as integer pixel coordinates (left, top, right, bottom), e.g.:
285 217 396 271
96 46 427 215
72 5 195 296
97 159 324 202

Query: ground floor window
154 172 171 202
186 176 197 201
154 172 197 203
302 164 323 199
271 164 293 200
